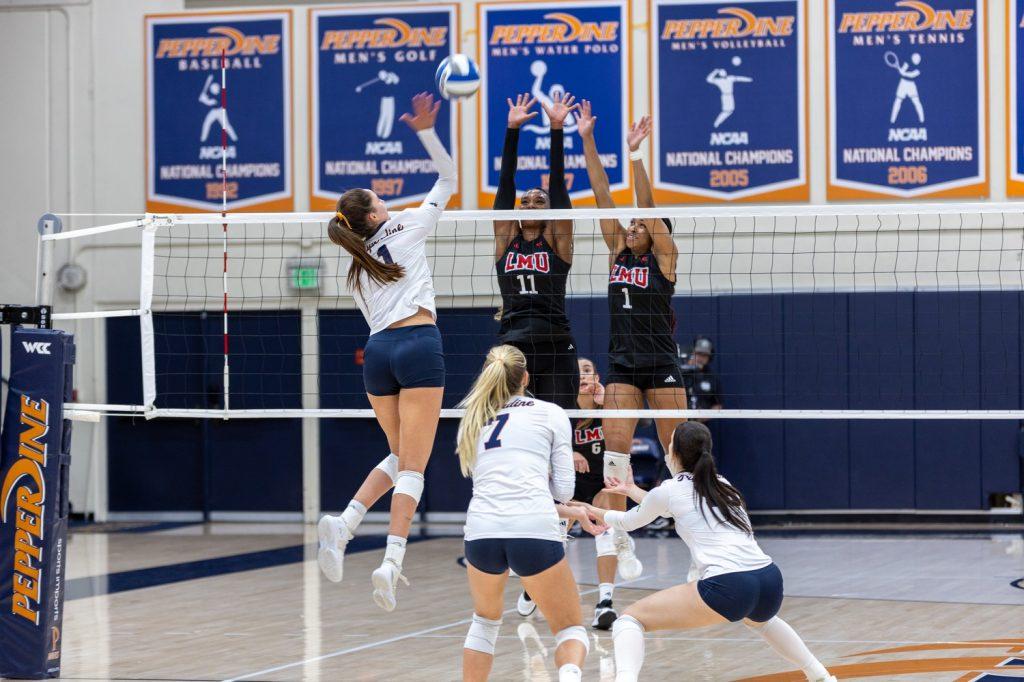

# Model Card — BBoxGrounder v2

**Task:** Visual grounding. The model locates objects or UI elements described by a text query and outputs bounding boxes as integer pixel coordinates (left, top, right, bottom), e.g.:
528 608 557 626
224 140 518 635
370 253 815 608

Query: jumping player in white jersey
575 422 836 682
456 345 605 682
317 92 455 612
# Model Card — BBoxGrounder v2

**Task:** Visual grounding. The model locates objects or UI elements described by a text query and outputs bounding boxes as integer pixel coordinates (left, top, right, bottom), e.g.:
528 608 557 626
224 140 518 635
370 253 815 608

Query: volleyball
435 53 480 100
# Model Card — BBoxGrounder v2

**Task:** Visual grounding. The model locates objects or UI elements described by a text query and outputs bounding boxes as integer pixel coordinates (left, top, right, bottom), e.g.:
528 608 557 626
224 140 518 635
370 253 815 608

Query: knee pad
595 528 616 558
554 625 590 655
464 614 502 655
603 451 630 480
374 453 399 484
612 614 644 638
393 470 425 504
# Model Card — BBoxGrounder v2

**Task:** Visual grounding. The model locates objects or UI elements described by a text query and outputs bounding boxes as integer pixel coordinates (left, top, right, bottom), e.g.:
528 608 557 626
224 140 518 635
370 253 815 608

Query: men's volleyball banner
652 0 807 202
311 6 459 210
145 12 293 212
827 0 987 199
478 0 629 205
1010 0 1024 196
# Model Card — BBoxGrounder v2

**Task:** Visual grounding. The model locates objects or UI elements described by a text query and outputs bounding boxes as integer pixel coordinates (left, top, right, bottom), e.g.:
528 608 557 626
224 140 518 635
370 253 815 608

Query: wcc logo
21 342 51 355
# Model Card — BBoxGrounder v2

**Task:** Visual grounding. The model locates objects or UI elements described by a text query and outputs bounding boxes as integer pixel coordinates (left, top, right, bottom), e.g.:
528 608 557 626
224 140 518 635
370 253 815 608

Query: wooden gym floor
56 522 1024 681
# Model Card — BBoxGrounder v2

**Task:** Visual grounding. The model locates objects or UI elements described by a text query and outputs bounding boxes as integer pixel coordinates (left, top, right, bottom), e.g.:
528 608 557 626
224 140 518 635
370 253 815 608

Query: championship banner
310 5 459 210
652 0 807 202
827 0 987 199
145 11 293 212
478 0 630 206
0 329 74 679
1009 0 1024 196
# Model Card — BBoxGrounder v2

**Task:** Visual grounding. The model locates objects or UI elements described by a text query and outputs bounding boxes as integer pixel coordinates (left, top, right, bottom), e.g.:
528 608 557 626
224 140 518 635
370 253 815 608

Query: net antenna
38 202 1024 421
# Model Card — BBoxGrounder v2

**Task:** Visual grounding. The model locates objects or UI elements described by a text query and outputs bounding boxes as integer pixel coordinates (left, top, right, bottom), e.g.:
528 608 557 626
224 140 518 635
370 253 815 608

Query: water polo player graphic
523 60 579 134
199 74 238 143
706 56 753 129
885 51 925 124
355 70 401 139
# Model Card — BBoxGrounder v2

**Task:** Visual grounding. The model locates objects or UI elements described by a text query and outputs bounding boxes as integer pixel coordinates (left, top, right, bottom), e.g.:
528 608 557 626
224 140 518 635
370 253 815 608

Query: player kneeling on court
574 422 836 682
456 345 606 682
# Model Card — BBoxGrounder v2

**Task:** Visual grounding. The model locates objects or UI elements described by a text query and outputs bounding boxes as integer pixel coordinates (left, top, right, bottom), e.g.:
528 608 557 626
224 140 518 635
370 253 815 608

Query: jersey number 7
484 413 510 450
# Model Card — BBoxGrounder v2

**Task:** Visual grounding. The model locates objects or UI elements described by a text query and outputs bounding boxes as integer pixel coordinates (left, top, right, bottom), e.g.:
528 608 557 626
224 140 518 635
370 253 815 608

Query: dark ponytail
670 422 752 534
328 188 403 292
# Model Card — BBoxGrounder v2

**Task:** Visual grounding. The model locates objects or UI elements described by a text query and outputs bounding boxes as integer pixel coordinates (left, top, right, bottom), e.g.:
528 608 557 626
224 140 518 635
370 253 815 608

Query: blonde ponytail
456 345 528 476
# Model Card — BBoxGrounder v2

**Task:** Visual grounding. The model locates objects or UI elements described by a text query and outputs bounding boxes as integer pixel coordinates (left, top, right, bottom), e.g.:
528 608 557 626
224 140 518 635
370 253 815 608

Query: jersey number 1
484 413 510 450
377 245 394 264
621 287 632 309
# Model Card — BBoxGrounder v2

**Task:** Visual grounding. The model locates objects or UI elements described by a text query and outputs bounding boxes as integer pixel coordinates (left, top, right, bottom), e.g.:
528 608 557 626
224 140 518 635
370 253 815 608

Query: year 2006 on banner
827 0 987 199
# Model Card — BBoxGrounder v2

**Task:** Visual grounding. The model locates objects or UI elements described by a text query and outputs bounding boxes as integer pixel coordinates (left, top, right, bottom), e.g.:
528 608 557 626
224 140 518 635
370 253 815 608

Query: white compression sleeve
611 615 644 682
746 618 829 681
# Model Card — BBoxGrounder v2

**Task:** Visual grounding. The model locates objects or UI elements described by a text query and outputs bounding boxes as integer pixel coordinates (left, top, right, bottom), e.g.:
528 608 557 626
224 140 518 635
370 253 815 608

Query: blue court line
65 535 427 601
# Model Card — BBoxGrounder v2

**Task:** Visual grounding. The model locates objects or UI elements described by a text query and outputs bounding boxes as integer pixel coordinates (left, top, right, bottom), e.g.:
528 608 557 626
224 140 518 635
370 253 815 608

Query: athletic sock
611 615 644 682
340 500 367 535
747 617 829 681
558 663 582 681
384 534 407 566
599 582 615 604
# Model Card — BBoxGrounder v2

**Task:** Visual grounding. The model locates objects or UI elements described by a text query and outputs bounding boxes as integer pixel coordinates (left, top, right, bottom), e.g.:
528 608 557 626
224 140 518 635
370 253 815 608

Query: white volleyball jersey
464 396 575 542
604 474 772 579
351 128 457 335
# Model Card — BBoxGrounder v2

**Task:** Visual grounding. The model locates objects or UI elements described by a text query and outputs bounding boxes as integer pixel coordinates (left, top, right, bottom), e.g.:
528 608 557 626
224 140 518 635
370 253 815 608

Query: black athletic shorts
606 362 685 392
363 325 445 396
573 470 605 504
464 538 565 577
697 563 784 623
507 338 579 409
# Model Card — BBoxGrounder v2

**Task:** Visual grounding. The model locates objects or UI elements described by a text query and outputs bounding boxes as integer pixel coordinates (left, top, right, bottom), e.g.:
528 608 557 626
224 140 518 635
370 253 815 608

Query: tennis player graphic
886 51 925 124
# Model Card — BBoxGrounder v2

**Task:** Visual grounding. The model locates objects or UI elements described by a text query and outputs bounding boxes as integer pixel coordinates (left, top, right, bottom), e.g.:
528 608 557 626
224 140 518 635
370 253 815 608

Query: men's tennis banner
146 11 293 212
478 0 630 206
310 5 459 210
827 0 987 199
652 0 807 202
1008 0 1024 196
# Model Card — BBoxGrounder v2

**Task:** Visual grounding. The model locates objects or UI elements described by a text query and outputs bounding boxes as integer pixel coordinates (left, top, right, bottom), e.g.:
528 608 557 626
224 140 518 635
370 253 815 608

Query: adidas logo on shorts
664 375 677 383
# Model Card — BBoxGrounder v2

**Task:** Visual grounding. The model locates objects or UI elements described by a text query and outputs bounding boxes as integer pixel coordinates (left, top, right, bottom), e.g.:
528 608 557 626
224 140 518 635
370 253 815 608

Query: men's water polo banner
311 5 459 210
652 0 807 202
1009 0 1024 196
146 11 293 212
478 0 630 205
827 0 987 199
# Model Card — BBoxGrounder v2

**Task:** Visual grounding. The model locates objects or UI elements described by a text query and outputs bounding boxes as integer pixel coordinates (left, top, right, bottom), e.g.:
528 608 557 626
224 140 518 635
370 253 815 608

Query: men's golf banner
1009 0 1024 196
311 5 459 210
145 11 293 212
652 0 807 202
478 0 630 206
0 329 74 679
827 0 987 199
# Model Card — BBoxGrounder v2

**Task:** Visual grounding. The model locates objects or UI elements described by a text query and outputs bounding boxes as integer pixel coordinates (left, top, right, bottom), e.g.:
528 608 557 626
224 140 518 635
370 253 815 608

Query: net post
138 220 159 414
34 213 62 306
300 304 320 524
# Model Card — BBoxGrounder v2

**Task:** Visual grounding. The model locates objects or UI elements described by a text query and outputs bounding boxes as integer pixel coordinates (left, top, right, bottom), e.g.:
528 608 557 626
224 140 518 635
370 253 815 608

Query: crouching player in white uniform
456 345 605 681
576 422 835 682
317 93 455 612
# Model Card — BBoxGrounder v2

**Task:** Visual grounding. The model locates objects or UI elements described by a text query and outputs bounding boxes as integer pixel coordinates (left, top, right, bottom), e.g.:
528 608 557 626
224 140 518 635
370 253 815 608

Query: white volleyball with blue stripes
435 54 480 100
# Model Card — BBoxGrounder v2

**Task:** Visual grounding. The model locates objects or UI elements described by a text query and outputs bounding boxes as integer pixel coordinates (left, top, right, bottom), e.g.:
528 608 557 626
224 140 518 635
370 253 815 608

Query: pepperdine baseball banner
478 0 630 206
311 5 459 210
827 0 987 199
0 329 74 679
652 0 807 202
1009 0 1024 196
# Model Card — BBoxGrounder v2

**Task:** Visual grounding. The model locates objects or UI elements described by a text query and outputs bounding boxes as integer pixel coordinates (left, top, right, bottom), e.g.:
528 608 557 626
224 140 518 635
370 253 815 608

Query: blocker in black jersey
606 248 683 390
497 235 579 409
573 417 606 504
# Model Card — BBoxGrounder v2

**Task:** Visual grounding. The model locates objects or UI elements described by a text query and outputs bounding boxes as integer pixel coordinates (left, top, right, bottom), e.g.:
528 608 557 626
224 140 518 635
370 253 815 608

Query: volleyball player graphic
198 75 237 143
355 70 401 139
523 60 579 135
706 56 753 129
886 52 925 124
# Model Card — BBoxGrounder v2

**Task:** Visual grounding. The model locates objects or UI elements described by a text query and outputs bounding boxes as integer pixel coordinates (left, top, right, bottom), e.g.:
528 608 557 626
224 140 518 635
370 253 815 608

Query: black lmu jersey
573 418 605 467
497 235 572 343
608 249 677 368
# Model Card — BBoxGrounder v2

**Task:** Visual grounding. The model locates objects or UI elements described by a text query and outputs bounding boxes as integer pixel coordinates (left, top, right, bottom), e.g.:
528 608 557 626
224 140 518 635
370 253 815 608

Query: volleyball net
42 202 1024 421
